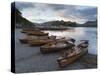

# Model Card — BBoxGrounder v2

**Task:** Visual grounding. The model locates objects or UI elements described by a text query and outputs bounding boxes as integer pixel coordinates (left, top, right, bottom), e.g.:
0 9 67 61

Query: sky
15 2 97 24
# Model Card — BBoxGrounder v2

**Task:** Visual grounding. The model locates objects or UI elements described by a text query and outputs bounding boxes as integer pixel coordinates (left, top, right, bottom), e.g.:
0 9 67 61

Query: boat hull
40 43 75 54
40 47 67 54
19 39 28 44
57 48 88 67
28 40 53 46
21 29 34 33
27 31 48 36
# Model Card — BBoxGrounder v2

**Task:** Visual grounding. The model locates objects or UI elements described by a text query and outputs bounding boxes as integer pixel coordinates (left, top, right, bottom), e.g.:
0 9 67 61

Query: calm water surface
44 27 97 55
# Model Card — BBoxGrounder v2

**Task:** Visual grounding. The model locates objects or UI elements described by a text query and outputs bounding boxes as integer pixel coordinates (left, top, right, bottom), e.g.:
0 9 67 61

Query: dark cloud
79 8 97 16
46 4 77 11
47 4 67 10
15 2 97 23
61 6 97 21
46 4 97 21
15 2 34 10
77 8 97 20
67 7 97 22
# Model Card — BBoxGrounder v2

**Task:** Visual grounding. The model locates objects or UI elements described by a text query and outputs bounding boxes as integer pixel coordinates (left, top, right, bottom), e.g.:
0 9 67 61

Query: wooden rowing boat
28 39 54 46
28 36 56 46
21 28 34 33
19 35 56 44
21 28 40 33
19 36 35 44
40 39 75 54
26 31 49 36
57 40 88 67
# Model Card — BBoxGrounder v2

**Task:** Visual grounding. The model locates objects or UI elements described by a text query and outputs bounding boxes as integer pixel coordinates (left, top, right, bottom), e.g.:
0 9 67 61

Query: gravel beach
15 29 97 73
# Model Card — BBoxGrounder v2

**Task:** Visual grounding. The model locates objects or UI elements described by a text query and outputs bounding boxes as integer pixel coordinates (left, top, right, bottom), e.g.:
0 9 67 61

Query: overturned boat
57 40 89 67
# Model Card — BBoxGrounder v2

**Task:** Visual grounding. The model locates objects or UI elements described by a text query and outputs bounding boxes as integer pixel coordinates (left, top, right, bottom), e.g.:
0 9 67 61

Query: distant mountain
41 20 77 26
42 20 64 26
82 20 97 27
11 2 35 28
41 20 97 27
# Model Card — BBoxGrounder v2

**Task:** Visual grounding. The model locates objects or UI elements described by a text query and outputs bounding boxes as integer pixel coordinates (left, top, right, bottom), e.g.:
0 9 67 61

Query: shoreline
15 28 97 73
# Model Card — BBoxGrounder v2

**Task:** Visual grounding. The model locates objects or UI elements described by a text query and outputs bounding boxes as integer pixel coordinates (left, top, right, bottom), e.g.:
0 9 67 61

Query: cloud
54 5 97 23
76 7 97 20
15 2 97 24
15 2 35 10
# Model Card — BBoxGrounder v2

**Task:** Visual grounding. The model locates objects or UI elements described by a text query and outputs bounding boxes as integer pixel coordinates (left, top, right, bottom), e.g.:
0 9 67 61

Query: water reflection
44 27 97 55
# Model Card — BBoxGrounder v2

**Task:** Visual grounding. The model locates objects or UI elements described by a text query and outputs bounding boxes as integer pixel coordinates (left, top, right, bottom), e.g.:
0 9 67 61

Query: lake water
44 27 97 55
